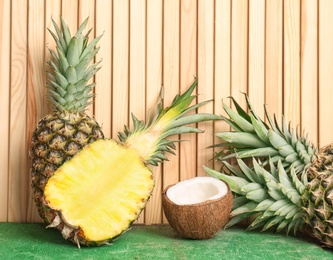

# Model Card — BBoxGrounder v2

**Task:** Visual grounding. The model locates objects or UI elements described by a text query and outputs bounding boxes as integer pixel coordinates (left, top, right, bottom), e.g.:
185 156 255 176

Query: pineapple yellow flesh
44 139 154 242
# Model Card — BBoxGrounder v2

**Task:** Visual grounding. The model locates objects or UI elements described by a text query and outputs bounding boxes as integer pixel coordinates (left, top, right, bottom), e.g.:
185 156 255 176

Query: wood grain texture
9 0 28 222
2 0 332 223
319 0 333 147
129 0 147 224
78 0 96 117
144 0 163 224
95 0 112 137
248 0 265 117
231 0 248 106
27 0 46 222
179 0 197 182
61 0 78 33
112 0 129 139
284 0 301 125
162 0 181 223
265 0 283 118
214 0 231 170
0 0 11 222
45 0 61 76
197 0 214 176
301 0 318 146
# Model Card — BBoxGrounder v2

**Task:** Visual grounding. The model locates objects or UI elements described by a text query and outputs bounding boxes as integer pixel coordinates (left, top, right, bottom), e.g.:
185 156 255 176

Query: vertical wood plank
230 0 248 177
301 0 318 145
61 0 79 33
214 0 231 170
179 0 197 181
265 0 283 117
197 0 214 176
78 0 95 117
95 0 112 137
8 0 28 222
27 0 46 222
129 0 146 224
319 0 333 147
112 0 129 139
32 0 62 223
231 0 248 106
129 0 146 127
45 0 61 80
3 0 332 225
248 0 265 116
79 0 95 24
145 0 163 224
0 0 11 222
162 0 180 223
284 0 301 125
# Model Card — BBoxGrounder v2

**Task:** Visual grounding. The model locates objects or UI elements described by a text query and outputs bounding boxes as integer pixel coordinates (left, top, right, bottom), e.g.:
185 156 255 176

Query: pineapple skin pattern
205 95 333 248
30 17 220 247
31 112 103 223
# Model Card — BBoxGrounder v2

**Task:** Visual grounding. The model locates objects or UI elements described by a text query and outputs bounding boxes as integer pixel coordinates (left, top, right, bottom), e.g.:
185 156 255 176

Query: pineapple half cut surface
43 80 221 247
45 139 153 243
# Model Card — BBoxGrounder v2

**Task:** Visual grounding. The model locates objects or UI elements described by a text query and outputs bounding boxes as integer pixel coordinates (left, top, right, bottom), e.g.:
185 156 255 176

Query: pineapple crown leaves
46 17 102 113
204 158 308 235
118 79 222 166
213 93 317 175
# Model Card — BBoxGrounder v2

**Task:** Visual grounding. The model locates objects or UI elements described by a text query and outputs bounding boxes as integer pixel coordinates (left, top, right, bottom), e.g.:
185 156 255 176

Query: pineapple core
44 139 154 242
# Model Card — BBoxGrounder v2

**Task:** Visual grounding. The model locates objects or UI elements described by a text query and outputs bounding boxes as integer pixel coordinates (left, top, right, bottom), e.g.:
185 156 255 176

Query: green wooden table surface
0 223 332 259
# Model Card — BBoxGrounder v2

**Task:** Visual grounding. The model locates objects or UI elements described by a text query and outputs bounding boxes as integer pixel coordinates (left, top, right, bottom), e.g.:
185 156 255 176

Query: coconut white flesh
166 177 228 205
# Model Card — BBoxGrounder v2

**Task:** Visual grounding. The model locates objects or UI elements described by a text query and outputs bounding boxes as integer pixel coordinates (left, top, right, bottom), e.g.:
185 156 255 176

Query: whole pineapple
31 17 104 224
42 80 220 247
205 95 333 248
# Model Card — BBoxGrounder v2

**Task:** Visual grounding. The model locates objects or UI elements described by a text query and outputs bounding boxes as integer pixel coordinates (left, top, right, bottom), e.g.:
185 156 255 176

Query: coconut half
162 176 232 239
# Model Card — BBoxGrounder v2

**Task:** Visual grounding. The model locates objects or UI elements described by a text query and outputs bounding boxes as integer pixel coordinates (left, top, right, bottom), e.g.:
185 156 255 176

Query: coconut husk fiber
162 184 232 239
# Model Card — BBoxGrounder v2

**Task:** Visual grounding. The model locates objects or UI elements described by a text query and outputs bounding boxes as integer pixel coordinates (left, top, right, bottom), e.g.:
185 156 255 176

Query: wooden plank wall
1 0 332 224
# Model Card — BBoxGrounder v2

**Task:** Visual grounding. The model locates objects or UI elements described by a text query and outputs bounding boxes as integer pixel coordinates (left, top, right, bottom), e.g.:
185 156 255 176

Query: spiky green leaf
222 101 254 133
204 166 249 195
215 132 267 148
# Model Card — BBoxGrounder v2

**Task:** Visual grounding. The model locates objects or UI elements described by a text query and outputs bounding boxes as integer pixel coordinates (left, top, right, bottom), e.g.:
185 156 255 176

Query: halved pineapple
44 139 153 244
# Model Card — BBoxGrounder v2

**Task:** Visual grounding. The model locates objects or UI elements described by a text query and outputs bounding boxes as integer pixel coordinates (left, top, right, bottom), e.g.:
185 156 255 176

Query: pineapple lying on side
31 17 221 247
204 95 333 248
31 17 104 225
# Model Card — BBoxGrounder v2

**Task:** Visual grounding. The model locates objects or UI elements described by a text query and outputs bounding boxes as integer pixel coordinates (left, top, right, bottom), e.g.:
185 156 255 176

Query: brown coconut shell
162 183 232 239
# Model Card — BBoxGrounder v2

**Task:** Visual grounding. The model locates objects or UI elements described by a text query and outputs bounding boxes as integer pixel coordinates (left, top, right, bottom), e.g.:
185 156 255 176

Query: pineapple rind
303 143 333 247
31 112 104 223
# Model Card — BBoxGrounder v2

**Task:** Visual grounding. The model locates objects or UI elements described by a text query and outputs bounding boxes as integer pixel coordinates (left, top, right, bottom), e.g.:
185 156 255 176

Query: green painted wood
0 223 332 259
